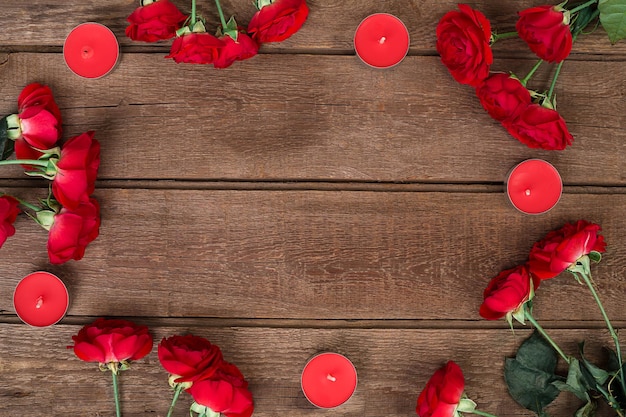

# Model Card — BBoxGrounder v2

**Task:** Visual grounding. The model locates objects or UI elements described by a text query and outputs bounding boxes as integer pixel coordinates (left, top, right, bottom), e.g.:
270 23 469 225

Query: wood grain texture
1 189 625 322
0 53 624 183
0 324 620 417
0 0 625 57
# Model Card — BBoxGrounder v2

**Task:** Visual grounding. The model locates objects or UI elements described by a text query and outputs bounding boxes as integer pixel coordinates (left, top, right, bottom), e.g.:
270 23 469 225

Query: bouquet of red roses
436 1 626 151
126 0 309 68
0 83 101 264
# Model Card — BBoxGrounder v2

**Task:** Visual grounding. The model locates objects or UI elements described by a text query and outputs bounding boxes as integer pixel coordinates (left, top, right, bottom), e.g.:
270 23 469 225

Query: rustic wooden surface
0 1 625 416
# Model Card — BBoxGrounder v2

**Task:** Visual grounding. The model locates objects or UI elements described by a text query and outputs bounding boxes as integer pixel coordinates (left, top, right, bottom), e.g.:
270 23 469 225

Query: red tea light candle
63 23 120 78
354 13 410 68
506 159 562 215
13 272 69 327
301 352 357 408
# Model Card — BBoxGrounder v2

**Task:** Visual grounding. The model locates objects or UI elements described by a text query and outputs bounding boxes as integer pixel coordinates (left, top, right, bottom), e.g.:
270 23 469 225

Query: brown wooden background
1 1 625 416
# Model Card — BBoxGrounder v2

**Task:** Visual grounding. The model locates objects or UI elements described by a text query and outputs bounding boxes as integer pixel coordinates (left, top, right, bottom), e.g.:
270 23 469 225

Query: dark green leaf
516 331 559 373
552 358 590 401
574 399 597 417
0 115 11 161
579 342 610 385
571 4 600 36
599 0 626 43
588 251 602 263
505 357 562 414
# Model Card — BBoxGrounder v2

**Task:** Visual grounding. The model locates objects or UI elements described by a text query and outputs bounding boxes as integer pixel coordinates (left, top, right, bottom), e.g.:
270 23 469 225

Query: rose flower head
480 264 539 325
502 103 573 150
215 27 259 69
247 0 309 43
4 83 62 162
166 21 225 64
516 5 572 63
417 361 477 417
528 220 606 280
476 73 531 122
70 318 153 371
158 334 225 384
0 195 20 248
188 361 254 417
126 0 187 42
436 4 493 87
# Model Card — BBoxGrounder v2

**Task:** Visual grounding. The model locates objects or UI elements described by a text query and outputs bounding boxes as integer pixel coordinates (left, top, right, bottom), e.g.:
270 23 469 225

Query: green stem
578 269 626 397
521 60 543 86
492 31 518 42
14 197 41 212
191 0 196 24
214 0 228 29
112 369 122 417
524 306 571 364
547 60 565 103
167 385 184 417
568 0 598 14
0 159 48 168
470 410 499 417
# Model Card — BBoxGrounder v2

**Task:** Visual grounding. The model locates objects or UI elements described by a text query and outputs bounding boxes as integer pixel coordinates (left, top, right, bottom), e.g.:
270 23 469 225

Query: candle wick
35 296 44 309
326 374 336 382
525 189 531 196
379 36 386 44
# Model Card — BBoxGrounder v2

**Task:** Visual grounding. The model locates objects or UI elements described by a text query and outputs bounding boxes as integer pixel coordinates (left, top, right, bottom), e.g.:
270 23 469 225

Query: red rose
502 104 573 150
9 83 62 162
0 195 20 248
528 220 606 280
516 5 572 63
247 0 309 43
479 264 539 320
47 197 100 264
158 334 224 383
214 31 259 69
436 4 493 87
476 73 531 122
52 131 100 210
416 361 465 417
166 32 225 64
70 318 153 365
188 361 254 417
126 0 187 42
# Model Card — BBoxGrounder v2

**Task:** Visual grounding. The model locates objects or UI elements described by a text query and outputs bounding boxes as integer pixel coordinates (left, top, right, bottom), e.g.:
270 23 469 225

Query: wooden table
1 1 625 416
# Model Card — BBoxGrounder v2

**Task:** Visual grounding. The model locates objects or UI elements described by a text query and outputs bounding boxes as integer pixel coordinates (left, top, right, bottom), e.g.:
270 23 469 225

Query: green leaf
588 251 602 263
574 399 597 417
599 0 626 43
0 115 12 161
579 342 610 385
552 358 590 401
504 331 563 414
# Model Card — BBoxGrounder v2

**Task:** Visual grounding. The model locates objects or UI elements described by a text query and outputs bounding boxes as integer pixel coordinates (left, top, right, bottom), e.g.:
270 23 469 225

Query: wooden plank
0 324 619 416
0 0 624 57
1 189 625 322
0 54 624 184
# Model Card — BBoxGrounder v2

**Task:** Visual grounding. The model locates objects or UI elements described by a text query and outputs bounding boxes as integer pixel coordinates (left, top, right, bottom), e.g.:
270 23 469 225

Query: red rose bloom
52 131 100 210
516 5 572 63
0 195 20 248
166 32 225 64
214 31 259 69
71 318 153 365
476 73 531 122
247 0 309 43
528 220 606 280
158 334 224 383
436 4 493 87
188 361 254 417
479 264 539 320
47 197 100 264
10 83 63 162
126 0 187 42
417 361 465 417
503 104 573 150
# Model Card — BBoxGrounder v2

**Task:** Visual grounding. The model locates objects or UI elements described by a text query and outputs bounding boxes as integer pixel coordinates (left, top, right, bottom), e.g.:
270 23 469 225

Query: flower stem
578 268 626 397
524 306 571 364
547 60 565 103
112 368 122 417
214 0 228 29
568 0 598 14
492 31 518 42
470 410 500 417
521 60 543 86
167 385 184 417
191 0 196 25
0 159 48 167
14 197 40 212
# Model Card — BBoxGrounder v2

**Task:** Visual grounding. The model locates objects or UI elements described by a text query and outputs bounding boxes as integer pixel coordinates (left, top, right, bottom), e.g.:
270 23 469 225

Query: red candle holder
506 159 562 215
301 352 357 408
13 272 69 327
63 22 120 79
354 13 410 69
